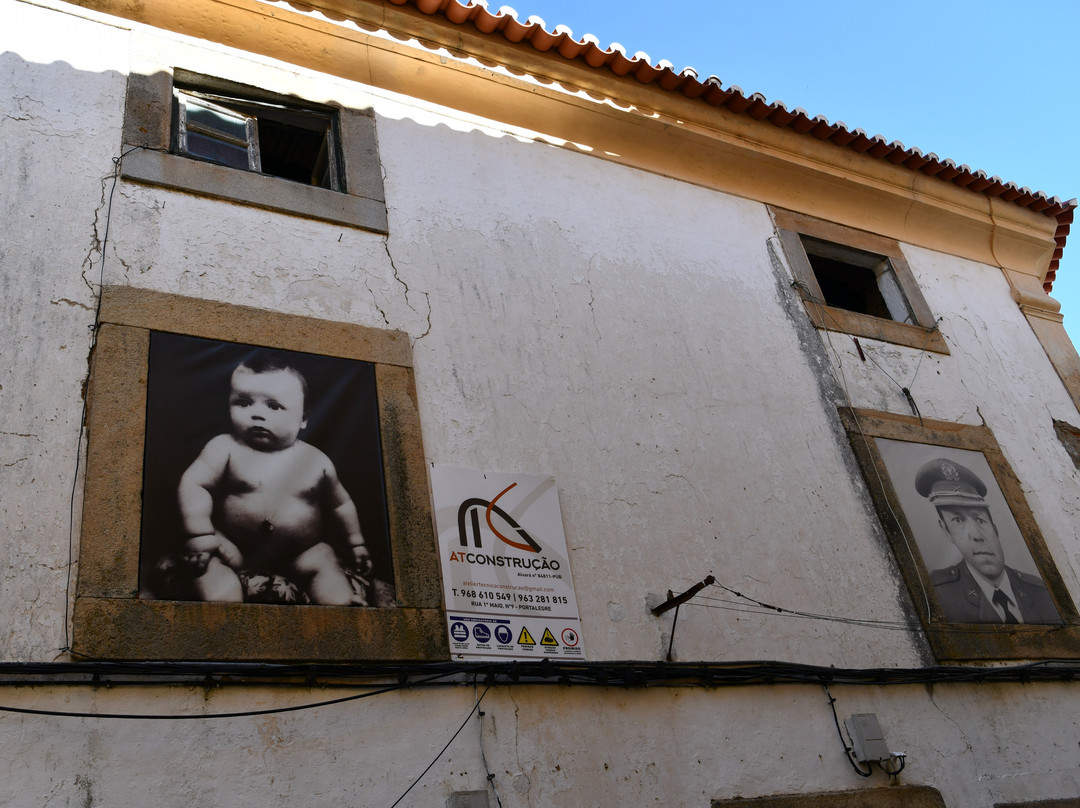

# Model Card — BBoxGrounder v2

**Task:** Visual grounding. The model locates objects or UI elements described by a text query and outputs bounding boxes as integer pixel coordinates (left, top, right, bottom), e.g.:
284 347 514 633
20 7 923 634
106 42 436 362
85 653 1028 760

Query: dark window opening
801 236 913 324
257 116 332 186
808 254 892 319
172 83 342 190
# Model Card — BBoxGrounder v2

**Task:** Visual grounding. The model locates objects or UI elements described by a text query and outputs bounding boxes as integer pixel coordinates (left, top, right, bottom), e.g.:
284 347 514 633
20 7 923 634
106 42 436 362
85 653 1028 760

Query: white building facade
2 0 1080 805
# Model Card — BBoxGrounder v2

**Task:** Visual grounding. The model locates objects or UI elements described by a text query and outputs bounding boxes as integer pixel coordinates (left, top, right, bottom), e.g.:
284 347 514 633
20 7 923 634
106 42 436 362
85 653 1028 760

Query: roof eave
324 0 1075 291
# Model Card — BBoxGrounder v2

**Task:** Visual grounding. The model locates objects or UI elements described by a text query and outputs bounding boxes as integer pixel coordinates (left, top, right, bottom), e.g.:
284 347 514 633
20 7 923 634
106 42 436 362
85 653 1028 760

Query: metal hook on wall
651 575 716 661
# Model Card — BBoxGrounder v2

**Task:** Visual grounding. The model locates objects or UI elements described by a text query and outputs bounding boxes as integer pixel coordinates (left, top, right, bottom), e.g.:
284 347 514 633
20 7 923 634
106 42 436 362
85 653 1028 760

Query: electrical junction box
845 713 891 763
447 790 489 808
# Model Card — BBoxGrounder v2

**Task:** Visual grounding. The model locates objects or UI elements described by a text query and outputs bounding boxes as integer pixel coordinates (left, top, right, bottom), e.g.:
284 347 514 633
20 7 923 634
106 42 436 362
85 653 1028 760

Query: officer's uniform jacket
930 562 1060 624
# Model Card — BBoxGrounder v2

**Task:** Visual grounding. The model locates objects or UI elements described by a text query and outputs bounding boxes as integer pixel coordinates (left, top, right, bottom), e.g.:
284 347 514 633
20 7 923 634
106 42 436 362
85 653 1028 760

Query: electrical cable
818 318 934 617
692 594 917 632
388 686 488 808
475 679 504 808
0 673 452 721
694 583 1062 636
62 154 122 653
788 275 938 412
780 265 937 619
882 754 906 776
0 658 1077 692
823 684 873 778
62 144 167 655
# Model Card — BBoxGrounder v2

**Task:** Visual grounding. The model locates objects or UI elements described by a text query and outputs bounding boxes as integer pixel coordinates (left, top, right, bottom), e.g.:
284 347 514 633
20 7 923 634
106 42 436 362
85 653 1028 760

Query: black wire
0 672 452 720
699 582 1062 636
901 387 923 425
823 685 873 778
883 754 906 776
63 145 160 654
692 596 915 631
693 594 1060 635
475 680 503 808
0 658 1076 694
388 686 488 808
788 277 936 416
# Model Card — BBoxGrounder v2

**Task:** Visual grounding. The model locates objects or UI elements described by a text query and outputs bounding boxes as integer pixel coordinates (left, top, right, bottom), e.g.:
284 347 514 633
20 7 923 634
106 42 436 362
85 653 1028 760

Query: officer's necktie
992 589 1019 624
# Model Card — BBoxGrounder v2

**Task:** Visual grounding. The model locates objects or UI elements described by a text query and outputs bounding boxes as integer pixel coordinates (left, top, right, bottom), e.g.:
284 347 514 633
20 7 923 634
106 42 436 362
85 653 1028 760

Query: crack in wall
51 298 94 311
926 688 979 778
1 431 42 440
363 273 391 326
584 258 601 343
79 162 115 297
506 689 533 808
382 238 432 339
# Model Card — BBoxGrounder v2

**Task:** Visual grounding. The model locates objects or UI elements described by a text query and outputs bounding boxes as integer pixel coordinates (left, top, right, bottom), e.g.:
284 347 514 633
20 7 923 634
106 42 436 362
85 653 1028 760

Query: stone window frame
712 785 946 808
73 287 447 661
839 407 1079 662
121 68 388 233
772 208 949 354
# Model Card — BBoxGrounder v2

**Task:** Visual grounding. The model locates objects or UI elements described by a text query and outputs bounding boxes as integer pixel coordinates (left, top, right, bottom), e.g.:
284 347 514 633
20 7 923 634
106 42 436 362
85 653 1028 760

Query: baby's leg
189 555 244 602
292 542 357 606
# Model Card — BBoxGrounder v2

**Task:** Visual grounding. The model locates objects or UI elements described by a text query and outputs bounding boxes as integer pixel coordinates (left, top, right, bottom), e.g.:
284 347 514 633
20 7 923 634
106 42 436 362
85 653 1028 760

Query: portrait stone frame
73 286 448 661
839 407 1079 661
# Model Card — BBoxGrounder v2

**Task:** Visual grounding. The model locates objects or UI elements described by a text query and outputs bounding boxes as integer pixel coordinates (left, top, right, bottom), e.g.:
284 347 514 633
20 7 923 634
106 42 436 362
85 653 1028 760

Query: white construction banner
432 466 585 660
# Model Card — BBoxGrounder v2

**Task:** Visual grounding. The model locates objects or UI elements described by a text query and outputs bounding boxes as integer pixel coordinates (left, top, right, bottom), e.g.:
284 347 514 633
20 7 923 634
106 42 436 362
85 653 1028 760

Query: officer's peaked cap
914 458 989 509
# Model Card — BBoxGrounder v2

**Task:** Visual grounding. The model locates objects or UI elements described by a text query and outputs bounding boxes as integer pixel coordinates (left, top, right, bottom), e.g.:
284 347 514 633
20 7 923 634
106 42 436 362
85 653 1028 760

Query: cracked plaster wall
0 3 129 660
4 1 1080 805
0 681 1076 807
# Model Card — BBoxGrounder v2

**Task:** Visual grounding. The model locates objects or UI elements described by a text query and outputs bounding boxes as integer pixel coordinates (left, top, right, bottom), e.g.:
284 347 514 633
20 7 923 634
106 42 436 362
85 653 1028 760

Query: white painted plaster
4 0 1080 804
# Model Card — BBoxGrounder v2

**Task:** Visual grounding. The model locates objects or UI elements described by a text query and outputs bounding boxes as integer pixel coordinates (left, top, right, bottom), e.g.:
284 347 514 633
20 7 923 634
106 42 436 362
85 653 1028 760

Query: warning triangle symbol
540 627 558 646
517 626 536 645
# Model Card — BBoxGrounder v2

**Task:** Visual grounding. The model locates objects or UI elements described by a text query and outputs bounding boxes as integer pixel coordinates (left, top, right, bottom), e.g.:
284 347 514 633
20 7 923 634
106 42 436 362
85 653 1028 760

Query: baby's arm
178 435 244 569
322 460 371 574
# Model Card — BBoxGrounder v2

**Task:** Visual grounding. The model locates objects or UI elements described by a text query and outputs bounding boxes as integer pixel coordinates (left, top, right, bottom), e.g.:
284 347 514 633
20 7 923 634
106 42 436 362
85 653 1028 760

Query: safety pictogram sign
433 467 586 661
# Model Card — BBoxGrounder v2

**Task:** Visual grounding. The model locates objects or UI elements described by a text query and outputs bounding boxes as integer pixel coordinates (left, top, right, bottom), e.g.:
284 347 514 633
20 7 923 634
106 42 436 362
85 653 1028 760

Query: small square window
772 208 948 354
173 86 342 189
800 236 913 324
121 68 387 232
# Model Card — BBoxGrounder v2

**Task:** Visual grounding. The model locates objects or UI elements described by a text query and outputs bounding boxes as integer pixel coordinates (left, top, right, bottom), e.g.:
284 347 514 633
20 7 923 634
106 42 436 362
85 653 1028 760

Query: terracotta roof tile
373 0 1075 290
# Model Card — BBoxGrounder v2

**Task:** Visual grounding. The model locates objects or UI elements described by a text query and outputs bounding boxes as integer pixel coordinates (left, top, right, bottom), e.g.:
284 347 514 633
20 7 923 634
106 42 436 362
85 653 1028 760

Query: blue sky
497 0 1080 343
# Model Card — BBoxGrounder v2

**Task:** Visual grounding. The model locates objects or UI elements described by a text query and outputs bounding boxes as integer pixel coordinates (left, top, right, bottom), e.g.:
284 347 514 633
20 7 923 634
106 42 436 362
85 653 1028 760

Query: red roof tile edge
376 0 1075 291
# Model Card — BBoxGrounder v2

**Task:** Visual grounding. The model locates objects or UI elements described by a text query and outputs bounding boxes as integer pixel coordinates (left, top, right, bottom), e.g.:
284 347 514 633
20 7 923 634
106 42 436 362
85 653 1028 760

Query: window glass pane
185 131 251 170
184 98 250 142
877 269 914 324
172 82 344 189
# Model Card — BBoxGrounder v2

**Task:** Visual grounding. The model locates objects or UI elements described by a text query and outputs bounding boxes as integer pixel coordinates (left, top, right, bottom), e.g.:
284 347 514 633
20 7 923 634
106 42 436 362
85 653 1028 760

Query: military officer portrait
873 437 1062 626
913 457 1060 624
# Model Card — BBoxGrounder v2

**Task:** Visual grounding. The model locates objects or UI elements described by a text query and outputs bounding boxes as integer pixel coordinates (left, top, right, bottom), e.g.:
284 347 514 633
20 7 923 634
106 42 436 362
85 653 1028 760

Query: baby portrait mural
139 332 396 607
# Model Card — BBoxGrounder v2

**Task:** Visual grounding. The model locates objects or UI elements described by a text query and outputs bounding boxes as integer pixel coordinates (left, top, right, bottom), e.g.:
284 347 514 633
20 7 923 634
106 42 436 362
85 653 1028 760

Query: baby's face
229 366 307 451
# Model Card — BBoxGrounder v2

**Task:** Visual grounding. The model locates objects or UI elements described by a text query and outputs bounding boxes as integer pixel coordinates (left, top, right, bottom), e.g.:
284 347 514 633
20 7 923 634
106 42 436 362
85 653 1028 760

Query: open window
122 69 387 232
173 85 341 189
800 236 912 323
773 208 948 353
